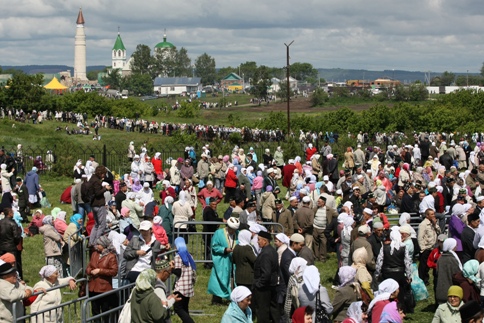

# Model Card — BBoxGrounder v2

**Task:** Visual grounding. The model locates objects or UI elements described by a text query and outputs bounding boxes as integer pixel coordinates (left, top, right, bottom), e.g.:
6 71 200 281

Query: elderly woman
368 279 399 323
284 257 307 320
432 286 463 323
40 216 65 277
332 266 360 323
53 211 68 236
299 265 333 322
352 247 374 300
131 269 167 323
343 301 368 323
221 285 253 323
172 191 194 244
380 301 405 323
340 213 354 267
375 226 412 312
232 230 257 291
86 236 118 321
436 238 462 304
30 265 77 323
452 259 481 304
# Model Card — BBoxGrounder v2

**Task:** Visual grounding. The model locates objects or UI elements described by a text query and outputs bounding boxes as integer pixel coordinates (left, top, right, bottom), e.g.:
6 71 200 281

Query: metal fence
173 221 284 264
13 278 88 322
68 230 87 278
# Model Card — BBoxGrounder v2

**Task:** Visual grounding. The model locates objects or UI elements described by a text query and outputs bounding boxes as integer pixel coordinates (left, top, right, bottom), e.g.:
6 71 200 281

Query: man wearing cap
208 217 239 305
263 168 277 192
114 182 128 213
467 169 479 194
0 262 34 321
280 234 303 285
272 199 293 236
354 144 365 167
239 201 257 230
418 208 441 285
153 257 179 321
326 154 339 185
197 153 210 184
253 230 280 323
293 196 315 250
461 212 480 264
312 196 337 262
367 222 385 261
340 172 354 200
349 225 375 272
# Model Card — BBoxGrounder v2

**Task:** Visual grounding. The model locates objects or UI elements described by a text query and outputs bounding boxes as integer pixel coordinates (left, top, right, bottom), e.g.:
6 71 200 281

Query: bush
311 88 329 107
176 101 201 118
228 132 242 146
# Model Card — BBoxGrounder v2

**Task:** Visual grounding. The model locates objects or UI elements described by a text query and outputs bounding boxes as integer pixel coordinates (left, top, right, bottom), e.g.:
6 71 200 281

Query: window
114 62 116 67
170 87 175 91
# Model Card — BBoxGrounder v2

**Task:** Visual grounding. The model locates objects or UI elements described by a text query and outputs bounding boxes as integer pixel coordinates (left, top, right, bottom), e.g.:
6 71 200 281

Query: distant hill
317 68 430 83
0 65 107 74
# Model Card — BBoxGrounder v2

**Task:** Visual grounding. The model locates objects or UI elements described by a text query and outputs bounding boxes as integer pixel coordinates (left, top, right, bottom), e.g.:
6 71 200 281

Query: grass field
19 174 437 323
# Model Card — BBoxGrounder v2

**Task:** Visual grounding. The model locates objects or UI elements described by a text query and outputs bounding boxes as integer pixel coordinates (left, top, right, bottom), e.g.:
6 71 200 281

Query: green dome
155 35 175 49
113 34 126 51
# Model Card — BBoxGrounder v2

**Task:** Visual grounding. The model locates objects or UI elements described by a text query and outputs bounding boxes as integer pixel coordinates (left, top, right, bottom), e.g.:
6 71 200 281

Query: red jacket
225 169 238 188
153 224 169 245
152 157 162 175
306 147 317 161
282 164 296 188
159 187 176 204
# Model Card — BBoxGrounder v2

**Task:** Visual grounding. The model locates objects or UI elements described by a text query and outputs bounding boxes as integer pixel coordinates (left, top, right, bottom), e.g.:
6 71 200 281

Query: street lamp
285 40 294 137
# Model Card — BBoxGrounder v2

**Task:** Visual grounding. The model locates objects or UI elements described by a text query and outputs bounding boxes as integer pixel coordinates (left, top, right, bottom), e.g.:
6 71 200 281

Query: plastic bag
410 263 428 301
40 196 51 208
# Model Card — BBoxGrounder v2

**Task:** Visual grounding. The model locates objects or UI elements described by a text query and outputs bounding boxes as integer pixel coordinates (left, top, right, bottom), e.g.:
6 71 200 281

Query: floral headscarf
135 269 156 291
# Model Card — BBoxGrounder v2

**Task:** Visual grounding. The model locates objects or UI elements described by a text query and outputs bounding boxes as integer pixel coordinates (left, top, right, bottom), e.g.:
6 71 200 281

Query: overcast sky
1 0 484 73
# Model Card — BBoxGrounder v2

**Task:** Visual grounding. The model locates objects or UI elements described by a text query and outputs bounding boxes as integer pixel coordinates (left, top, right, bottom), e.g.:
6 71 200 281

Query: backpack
81 181 94 204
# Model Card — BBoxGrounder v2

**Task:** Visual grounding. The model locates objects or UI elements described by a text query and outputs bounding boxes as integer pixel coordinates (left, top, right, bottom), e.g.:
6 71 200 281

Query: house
153 77 202 96
269 77 298 93
220 73 244 91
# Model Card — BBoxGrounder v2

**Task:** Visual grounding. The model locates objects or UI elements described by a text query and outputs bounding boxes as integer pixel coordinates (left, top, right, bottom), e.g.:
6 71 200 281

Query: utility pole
467 70 469 88
285 40 294 137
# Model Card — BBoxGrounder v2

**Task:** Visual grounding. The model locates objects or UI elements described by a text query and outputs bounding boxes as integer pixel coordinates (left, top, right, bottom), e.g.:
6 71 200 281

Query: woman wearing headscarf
340 213 354 267
379 301 405 323
86 236 118 321
291 305 314 323
367 278 399 323
40 216 65 278
398 213 417 239
275 233 289 264
452 259 481 304
297 265 332 321
284 257 308 321
172 237 196 323
374 226 412 311
172 191 194 244
397 163 410 187
159 180 176 204
221 285 253 323
158 196 175 244
53 211 68 236
131 269 167 323
180 159 194 182
352 247 374 301
152 216 169 247
435 238 462 304
30 265 77 323
432 285 464 323
233 230 257 291
131 179 143 193
343 301 368 323
332 266 359 322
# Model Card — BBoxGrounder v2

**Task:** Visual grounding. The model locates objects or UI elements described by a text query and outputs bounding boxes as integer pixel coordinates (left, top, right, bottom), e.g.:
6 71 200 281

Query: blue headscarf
70 213 83 230
13 212 25 238
175 237 196 270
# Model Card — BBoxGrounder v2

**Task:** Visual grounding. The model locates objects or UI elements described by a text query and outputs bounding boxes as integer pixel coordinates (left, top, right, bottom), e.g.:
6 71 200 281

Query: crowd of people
3 130 484 322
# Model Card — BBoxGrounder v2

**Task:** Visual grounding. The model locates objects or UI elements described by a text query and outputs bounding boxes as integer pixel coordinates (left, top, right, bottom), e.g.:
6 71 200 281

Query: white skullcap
336 189 343 195
357 175 363 179
358 225 370 234
289 196 298 202
227 217 240 230
75 178 81 184
343 201 353 208
477 196 484 202
231 286 252 303
399 224 411 235
300 188 308 195
275 233 290 245
373 222 384 229
143 182 150 188
428 181 436 188
102 182 109 187
267 168 274 174
302 196 311 203
323 175 329 181
363 208 373 215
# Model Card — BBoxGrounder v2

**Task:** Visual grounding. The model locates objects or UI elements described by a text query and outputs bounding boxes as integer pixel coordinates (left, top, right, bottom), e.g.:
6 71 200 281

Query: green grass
20 175 436 322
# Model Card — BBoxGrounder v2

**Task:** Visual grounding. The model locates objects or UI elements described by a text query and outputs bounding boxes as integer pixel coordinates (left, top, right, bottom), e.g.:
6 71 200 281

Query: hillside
0 65 107 74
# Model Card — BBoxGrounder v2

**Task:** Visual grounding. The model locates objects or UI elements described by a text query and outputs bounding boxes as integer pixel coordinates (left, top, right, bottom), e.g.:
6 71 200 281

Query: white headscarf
162 180 171 188
303 265 320 295
368 278 399 313
342 213 354 238
399 213 411 226
275 233 290 245
164 196 174 208
238 230 252 247
389 226 403 255
178 191 187 207
289 257 307 278
443 238 463 270
346 301 364 323
39 265 57 278
338 266 356 287
231 286 252 303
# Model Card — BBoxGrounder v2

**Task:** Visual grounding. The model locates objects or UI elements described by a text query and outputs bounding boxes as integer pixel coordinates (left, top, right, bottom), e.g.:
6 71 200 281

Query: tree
239 61 258 81
124 73 153 96
290 62 318 81
102 69 123 90
440 71 455 86
153 47 177 77
130 44 155 77
251 65 271 102
174 47 192 77
195 53 216 85
311 88 329 106
216 66 234 83
87 70 100 81
5 72 45 112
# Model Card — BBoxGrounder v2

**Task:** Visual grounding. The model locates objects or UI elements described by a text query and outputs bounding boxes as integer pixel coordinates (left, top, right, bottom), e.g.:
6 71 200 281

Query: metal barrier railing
13 278 88 322
173 221 284 264
67 229 86 278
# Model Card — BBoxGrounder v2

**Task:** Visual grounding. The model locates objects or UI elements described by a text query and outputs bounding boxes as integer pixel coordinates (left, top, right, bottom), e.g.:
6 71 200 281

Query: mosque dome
154 33 175 49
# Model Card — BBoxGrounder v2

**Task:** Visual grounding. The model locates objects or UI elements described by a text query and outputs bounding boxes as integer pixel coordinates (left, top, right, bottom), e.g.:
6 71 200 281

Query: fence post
103 144 107 167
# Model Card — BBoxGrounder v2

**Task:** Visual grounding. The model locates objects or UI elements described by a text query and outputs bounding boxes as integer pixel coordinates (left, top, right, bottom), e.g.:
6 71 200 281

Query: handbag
118 290 134 323
187 217 197 233
315 285 331 323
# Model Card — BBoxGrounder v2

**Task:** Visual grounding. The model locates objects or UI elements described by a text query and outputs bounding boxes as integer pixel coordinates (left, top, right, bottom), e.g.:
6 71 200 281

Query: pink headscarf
402 163 410 171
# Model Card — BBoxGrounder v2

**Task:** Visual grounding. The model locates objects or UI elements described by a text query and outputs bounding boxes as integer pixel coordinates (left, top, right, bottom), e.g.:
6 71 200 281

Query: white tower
74 8 87 81
112 29 127 71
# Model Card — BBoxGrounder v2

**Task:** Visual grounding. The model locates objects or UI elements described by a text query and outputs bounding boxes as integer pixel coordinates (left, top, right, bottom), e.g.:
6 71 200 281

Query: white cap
299 188 308 195
267 168 274 174
477 196 484 202
302 196 311 203
289 196 298 202
336 189 342 195
363 208 373 215
323 175 329 181
139 221 152 231
143 182 150 188
343 201 353 208
358 225 370 234
357 174 363 179
308 143 313 148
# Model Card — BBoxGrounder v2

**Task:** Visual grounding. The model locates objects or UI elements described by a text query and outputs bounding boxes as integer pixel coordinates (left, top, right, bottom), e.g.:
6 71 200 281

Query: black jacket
0 217 21 252
254 244 279 289
461 226 476 265
89 174 107 207
115 191 126 212
280 248 296 286
202 207 222 233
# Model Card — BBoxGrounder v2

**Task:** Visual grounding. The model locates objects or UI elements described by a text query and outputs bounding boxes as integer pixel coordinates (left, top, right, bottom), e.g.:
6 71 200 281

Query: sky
1 0 484 73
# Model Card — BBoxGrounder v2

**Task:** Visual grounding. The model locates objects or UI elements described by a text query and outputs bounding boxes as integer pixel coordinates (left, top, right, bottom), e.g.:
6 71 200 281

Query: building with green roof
112 32 127 70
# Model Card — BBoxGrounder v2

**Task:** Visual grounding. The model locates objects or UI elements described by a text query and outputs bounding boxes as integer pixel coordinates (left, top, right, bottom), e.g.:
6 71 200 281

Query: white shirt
131 235 155 272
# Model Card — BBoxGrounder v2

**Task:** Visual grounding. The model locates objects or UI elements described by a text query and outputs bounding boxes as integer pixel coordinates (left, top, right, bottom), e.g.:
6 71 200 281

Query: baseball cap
139 221 153 231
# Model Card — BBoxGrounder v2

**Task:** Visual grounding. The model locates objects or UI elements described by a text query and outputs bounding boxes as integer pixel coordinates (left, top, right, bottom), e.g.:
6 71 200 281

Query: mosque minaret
74 8 87 81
